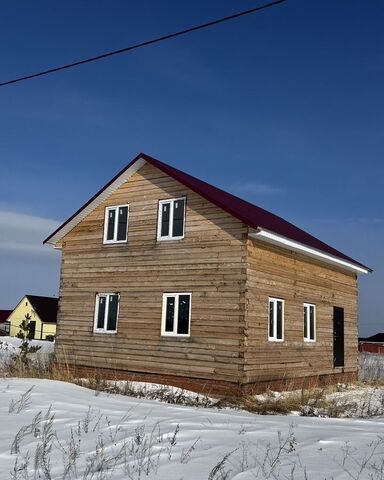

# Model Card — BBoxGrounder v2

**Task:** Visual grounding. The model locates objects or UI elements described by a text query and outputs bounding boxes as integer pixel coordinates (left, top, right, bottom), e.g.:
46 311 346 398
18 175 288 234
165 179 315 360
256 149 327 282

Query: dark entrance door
333 307 344 367
29 321 36 339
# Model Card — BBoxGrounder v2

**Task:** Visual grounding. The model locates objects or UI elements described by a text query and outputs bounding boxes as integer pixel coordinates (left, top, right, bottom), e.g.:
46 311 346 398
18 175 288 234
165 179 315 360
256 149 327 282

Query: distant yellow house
8 295 58 340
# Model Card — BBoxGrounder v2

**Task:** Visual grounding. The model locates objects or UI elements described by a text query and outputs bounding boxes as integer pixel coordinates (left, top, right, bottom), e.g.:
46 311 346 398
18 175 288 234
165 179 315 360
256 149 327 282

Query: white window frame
93 293 120 334
157 197 186 241
268 297 284 342
161 292 191 337
103 204 129 244
303 303 316 342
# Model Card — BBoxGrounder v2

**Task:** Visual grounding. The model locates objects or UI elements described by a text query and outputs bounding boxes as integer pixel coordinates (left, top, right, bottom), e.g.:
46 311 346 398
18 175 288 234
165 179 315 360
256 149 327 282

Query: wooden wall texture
55 163 248 383
244 239 358 385
55 161 359 391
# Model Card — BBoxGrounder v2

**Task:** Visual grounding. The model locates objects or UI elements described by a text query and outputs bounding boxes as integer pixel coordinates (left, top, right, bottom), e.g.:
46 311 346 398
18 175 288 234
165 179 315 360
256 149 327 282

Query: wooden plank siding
55 163 248 383
54 161 360 391
244 238 358 384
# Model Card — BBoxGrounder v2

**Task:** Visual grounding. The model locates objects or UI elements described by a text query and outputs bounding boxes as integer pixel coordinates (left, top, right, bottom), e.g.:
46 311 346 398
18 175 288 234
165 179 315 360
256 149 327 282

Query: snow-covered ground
0 336 55 355
359 351 384 382
0 336 54 371
1 378 384 479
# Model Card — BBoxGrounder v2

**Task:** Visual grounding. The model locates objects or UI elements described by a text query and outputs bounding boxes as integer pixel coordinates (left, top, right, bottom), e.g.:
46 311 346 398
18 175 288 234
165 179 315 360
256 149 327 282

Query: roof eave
43 152 371 274
250 228 371 274
44 153 148 245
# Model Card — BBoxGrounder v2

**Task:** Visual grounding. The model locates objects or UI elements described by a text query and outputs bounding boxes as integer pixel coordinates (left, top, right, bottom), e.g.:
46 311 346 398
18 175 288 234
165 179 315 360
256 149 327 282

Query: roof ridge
44 152 370 271
140 153 369 270
26 294 58 299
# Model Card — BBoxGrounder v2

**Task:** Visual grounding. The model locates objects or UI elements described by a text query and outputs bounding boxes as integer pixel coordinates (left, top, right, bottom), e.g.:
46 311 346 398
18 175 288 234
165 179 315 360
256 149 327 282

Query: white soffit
249 228 369 275
46 157 147 245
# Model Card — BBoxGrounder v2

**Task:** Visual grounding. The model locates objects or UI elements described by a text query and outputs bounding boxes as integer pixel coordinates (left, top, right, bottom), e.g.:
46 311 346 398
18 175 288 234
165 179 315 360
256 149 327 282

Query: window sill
160 335 191 341
157 237 185 242
93 331 118 335
102 241 128 246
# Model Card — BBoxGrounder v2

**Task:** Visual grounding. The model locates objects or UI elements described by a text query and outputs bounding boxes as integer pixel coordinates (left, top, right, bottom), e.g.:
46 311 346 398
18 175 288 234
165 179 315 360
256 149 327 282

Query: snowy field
1 378 384 479
0 336 54 358
0 336 54 373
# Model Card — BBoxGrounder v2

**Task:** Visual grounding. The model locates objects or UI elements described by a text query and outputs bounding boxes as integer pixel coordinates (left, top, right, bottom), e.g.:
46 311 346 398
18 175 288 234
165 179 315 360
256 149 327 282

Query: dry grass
217 385 330 416
76 376 216 408
0 349 74 382
217 378 384 418
359 352 384 385
2 347 384 418
1 350 216 409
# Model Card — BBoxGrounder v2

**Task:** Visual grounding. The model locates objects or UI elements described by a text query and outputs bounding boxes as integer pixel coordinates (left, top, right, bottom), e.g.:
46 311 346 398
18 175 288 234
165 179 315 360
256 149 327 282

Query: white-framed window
103 205 129 244
93 293 120 334
161 293 191 337
157 198 186 241
268 297 284 341
304 303 316 342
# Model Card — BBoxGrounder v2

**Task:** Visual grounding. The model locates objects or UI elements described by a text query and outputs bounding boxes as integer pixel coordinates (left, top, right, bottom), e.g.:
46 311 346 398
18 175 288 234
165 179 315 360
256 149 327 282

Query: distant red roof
44 152 370 271
0 310 12 323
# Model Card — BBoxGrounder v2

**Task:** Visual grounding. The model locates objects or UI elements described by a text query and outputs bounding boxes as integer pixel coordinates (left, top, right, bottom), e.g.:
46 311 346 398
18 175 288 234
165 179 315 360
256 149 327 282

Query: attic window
103 205 129 244
157 198 185 241
94 293 120 334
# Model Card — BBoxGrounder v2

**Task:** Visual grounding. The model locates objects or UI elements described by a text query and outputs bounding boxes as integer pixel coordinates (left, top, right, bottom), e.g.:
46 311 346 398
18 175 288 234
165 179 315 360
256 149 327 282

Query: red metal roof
44 152 370 271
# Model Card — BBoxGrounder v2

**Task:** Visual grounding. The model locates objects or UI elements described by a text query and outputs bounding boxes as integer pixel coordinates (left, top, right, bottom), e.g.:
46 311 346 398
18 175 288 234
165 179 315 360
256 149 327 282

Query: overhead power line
0 0 287 87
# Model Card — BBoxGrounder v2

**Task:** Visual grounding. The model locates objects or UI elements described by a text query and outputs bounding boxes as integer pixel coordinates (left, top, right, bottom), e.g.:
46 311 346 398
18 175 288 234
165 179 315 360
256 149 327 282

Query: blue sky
0 1 382 335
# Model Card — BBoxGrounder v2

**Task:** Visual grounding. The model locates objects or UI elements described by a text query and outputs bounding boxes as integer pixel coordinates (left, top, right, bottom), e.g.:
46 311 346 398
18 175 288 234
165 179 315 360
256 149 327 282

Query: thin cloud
0 243 53 253
0 210 61 308
357 218 384 225
0 211 59 256
317 217 384 226
227 181 286 197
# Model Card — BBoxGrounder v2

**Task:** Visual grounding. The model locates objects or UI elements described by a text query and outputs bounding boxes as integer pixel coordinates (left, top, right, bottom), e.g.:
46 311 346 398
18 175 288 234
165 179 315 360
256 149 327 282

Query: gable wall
55 162 248 384
244 239 358 385
8 297 55 340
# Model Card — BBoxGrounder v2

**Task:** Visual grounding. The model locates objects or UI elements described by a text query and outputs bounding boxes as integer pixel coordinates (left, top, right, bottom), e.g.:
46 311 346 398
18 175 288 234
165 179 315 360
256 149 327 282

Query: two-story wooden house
44 153 371 394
